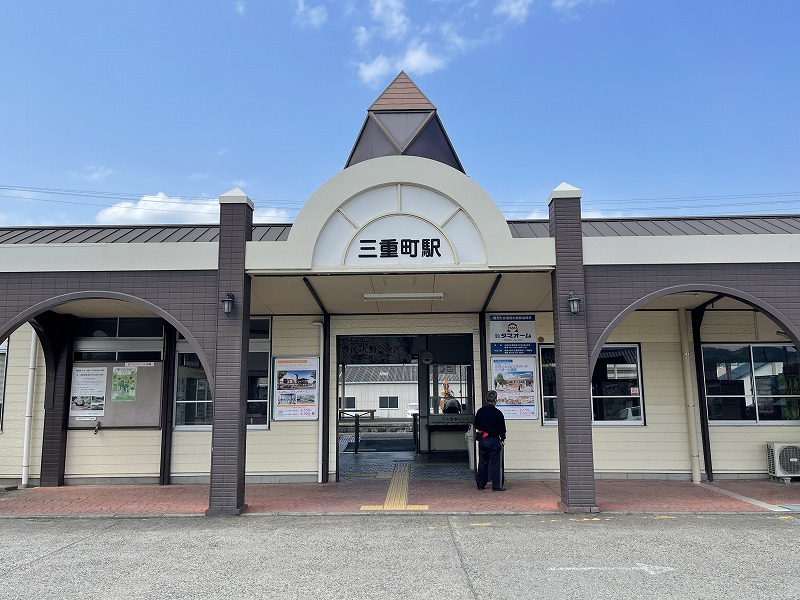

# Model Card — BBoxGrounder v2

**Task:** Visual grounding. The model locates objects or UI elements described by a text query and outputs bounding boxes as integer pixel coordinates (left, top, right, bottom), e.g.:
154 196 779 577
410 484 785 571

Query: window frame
539 346 557 425
378 395 399 410
591 343 645 426
174 317 273 430
538 343 646 426
174 347 214 430
702 342 800 426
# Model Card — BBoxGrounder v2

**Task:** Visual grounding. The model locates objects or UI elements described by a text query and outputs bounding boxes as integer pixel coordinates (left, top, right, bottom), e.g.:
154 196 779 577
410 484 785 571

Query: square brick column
548 183 598 513
207 188 252 516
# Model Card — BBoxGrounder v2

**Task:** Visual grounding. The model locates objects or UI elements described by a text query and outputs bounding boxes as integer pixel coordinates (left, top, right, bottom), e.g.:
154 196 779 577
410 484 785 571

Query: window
539 344 644 424
75 317 163 338
0 340 7 431
246 317 271 426
703 344 799 423
340 396 356 409
539 346 557 423
175 317 272 428
246 351 270 425
379 395 399 409
176 352 213 426
592 345 643 423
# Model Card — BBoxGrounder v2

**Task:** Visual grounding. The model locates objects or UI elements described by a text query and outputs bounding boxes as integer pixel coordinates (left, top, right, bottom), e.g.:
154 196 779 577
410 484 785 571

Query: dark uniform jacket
473 404 506 441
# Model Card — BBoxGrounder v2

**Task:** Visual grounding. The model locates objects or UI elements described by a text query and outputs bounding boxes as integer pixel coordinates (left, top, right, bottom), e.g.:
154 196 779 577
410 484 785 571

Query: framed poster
491 356 538 420
273 357 320 420
70 367 108 417
489 314 536 355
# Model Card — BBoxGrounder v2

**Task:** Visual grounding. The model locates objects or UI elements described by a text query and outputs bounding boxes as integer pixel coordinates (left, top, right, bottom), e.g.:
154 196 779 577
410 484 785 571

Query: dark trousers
476 437 503 490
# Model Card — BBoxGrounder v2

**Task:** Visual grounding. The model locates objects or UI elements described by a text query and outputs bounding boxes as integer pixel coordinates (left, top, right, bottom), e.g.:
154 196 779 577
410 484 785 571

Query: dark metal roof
0 224 291 244
1 215 799 245
507 215 800 238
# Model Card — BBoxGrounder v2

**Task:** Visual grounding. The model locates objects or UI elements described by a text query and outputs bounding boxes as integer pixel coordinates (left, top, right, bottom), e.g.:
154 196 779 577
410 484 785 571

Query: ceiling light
364 292 444 302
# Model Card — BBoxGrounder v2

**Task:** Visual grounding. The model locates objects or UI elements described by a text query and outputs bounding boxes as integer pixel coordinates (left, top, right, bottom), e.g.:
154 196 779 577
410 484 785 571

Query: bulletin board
68 361 164 429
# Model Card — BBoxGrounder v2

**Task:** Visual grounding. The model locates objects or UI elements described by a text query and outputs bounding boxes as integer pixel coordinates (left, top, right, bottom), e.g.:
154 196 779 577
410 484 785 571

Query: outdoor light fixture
364 292 444 302
568 291 582 315
221 292 234 315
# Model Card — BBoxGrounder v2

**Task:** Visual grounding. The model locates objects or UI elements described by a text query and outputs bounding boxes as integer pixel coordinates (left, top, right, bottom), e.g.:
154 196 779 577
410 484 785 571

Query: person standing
473 390 507 491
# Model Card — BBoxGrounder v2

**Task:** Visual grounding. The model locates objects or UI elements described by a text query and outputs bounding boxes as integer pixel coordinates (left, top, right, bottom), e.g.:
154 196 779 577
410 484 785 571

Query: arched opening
587 285 800 482
0 293 214 487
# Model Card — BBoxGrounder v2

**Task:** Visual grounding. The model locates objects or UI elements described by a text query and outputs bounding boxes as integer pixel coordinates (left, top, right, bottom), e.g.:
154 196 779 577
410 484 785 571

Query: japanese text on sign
358 238 442 259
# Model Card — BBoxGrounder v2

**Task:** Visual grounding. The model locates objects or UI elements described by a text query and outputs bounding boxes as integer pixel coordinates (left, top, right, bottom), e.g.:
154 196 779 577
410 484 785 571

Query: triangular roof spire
369 71 436 111
346 72 463 173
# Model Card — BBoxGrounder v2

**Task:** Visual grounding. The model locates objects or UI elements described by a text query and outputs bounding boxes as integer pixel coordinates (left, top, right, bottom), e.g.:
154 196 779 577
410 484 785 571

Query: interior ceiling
250 272 555 315
45 279 751 318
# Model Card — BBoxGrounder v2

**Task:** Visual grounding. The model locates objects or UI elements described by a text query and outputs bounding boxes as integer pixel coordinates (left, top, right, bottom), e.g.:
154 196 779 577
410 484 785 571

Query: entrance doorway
336 334 475 482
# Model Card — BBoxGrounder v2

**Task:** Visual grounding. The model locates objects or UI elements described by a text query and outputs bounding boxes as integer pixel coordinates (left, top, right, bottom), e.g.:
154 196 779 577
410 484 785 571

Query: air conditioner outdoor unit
766 442 800 479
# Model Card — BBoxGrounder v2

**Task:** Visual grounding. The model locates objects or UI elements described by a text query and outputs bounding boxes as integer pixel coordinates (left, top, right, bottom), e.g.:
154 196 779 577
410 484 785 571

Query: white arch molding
245 156 556 273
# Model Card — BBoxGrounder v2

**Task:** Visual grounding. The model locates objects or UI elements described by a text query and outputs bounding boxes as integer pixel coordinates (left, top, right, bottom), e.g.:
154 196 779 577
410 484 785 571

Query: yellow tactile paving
361 462 429 511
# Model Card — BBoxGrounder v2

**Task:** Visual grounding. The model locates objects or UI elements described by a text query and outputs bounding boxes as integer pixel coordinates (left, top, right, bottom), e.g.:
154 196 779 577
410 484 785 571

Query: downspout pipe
22 331 38 488
678 308 702 483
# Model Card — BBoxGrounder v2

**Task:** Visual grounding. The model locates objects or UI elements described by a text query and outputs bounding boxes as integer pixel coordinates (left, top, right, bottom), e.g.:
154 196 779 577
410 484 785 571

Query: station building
0 72 798 515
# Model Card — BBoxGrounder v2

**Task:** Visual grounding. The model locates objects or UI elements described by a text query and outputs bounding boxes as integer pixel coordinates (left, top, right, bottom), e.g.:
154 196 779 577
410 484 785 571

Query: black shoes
492 487 507 492
477 485 486 490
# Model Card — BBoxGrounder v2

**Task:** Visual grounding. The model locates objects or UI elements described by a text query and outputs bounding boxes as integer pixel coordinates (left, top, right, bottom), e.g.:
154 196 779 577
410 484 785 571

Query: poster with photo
491 356 537 420
111 366 138 402
69 366 108 416
273 357 319 420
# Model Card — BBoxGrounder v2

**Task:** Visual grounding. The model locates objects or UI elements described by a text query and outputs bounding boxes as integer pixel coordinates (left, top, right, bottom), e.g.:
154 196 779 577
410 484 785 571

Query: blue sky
1 0 798 226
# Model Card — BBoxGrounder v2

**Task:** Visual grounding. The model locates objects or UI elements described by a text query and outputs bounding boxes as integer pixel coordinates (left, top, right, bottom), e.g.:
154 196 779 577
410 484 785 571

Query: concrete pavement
1 477 798 518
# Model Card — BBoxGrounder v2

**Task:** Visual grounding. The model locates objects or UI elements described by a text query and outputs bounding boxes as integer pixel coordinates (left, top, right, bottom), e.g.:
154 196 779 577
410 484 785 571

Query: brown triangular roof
369 71 435 111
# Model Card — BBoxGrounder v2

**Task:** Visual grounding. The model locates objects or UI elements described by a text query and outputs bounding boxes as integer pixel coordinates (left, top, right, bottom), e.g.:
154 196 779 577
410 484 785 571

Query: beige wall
0 325 47 483
2 308 797 484
65 430 161 481
247 316 322 480
593 311 696 475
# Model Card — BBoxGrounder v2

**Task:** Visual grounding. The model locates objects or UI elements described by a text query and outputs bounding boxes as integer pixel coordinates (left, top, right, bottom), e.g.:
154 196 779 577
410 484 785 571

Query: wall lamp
568 291 582 315
221 292 234 315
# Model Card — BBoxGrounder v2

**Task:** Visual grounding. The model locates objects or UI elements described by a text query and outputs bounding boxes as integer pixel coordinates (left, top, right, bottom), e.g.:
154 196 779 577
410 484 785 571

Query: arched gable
585 264 800 371
257 155 552 272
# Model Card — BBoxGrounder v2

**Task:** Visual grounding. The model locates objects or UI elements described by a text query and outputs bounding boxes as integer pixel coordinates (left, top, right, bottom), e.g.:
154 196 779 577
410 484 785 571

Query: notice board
68 361 163 428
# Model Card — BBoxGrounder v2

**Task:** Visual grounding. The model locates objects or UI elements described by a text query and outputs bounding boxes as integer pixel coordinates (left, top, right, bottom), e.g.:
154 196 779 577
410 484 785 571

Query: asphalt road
0 513 797 599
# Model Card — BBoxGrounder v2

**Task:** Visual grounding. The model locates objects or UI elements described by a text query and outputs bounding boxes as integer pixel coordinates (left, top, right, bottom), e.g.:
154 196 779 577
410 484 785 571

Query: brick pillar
548 183 598 513
207 188 252 516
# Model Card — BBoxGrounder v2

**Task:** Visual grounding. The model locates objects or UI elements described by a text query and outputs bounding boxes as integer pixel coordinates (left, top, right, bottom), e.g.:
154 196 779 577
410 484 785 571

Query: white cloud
358 55 394 86
232 179 251 188
94 192 290 225
494 0 534 23
70 165 114 182
354 25 371 48
296 0 328 29
235 1 245 15
95 193 220 225
254 207 291 223
551 0 590 12
371 0 410 40
399 40 446 75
